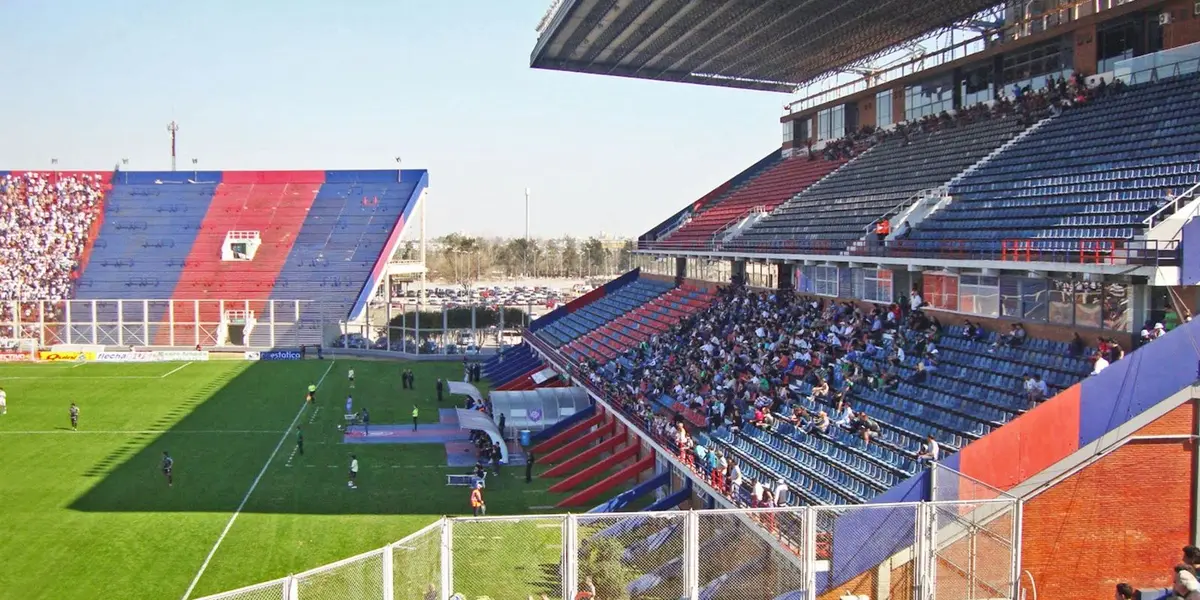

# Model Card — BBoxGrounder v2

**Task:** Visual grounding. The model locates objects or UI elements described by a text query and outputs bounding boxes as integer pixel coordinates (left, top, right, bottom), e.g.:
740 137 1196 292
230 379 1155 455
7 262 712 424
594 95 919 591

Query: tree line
396 234 635 287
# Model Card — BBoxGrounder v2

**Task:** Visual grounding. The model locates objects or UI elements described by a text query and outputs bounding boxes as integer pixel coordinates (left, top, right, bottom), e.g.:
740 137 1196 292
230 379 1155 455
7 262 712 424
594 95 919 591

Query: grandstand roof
531 0 1000 92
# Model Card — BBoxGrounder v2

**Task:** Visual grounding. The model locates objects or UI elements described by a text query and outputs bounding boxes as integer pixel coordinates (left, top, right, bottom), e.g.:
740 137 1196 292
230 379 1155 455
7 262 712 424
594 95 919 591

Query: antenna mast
167 121 179 172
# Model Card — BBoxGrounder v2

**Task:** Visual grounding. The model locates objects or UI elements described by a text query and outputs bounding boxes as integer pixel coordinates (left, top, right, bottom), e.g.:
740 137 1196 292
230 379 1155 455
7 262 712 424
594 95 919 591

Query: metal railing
634 236 1180 267
198 502 1018 600
1143 180 1200 229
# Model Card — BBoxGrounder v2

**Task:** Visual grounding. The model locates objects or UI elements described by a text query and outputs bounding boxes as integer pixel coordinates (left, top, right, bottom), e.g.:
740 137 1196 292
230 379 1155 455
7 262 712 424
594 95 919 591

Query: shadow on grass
67 359 525 515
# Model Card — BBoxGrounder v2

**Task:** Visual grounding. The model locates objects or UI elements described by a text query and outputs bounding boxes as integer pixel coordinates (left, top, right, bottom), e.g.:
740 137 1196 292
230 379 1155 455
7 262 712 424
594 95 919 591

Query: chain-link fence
194 577 289 600
575 512 685 600
197 501 1020 600
294 549 386 600
451 516 566 600
393 522 444 600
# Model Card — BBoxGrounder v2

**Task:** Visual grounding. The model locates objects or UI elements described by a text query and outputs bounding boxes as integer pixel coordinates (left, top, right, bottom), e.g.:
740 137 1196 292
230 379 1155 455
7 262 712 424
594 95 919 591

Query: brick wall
1164 0 1200 48
1020 401 1196 598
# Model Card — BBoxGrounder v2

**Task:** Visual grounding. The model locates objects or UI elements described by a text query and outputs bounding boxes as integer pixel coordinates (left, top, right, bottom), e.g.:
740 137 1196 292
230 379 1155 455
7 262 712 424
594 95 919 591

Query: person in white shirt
773 478 788 506
348 368 355 389
917 435 940 466
1092 354 1109 376
752 479 765 508
730 461 743 492
347 454 359 488
0 387 6 414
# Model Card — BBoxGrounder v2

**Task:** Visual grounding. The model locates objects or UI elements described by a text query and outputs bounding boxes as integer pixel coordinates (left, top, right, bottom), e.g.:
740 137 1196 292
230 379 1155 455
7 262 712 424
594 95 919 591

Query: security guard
470 481 485 516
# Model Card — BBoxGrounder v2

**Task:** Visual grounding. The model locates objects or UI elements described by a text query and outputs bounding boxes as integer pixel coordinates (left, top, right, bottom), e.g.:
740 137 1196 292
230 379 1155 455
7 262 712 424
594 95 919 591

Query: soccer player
162 451 174 487
348 367 355 389
347 454 359 489
307 383 317 404
345 394 353 415
0 387 7 415
69 403 80 431
296 426 304 455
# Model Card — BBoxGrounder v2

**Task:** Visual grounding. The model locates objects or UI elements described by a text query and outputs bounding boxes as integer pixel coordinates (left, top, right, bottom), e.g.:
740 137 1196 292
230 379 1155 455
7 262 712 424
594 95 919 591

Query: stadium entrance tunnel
67 359 490 515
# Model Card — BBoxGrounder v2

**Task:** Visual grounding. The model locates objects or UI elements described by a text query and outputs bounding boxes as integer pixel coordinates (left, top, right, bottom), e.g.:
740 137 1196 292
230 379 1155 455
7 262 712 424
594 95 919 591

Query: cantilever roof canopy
531 0 1001 93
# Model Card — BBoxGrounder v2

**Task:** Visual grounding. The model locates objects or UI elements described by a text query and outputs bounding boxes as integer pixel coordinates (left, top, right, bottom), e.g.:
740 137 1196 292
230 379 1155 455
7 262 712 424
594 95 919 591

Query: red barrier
538 421 616 464
529 413 604 456
556 455 655 507
541 437 623 478
548 444 640 493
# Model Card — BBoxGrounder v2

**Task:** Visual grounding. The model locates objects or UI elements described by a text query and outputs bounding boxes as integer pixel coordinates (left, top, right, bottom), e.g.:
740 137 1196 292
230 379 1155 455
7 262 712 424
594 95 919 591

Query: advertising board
259 350 301 361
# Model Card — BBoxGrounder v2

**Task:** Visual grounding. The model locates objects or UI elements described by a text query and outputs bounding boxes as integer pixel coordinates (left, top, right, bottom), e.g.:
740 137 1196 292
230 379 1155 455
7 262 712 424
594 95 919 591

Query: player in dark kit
69 403 79 431
296 427 304 455
161 451 174 487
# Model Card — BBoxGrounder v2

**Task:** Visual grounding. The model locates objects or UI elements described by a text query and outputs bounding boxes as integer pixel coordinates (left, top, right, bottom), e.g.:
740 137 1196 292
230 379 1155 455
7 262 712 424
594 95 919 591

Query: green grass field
0 358 571 600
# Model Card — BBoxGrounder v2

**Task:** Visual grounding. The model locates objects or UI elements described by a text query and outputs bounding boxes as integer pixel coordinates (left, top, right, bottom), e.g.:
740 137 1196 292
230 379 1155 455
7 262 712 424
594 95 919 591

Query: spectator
909 286 924 311
916 435 940 466
806 410 831 436
1114 583 1134 600
963 320 984 341
1024 373 1049 407
1175 545 1200 599
1092 353 1110 376
0 172 107 300
993 323 1027 350
1067 332 1085 358
848 411 881 445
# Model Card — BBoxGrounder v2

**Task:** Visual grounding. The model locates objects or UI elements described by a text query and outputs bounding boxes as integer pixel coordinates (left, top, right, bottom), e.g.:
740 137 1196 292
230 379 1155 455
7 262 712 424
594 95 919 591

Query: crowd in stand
0 172 106 301
813 71 1125 162
577 282 1113 508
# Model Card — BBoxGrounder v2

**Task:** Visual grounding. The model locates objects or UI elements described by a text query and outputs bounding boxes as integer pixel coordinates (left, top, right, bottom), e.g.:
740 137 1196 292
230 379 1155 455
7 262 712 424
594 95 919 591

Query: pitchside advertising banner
244 350 301 361
39 350 210 363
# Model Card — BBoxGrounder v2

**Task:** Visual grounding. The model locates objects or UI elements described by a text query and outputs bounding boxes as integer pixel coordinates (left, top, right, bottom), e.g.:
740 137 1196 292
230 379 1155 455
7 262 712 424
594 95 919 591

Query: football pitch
0 358 566 600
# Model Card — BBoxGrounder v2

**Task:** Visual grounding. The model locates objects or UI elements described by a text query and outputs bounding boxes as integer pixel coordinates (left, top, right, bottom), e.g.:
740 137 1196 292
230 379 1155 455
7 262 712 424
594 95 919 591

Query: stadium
3 1 1200 599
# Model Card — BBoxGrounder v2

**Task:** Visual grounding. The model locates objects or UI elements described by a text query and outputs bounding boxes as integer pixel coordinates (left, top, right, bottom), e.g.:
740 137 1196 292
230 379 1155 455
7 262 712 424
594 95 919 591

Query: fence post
804 506 817 600
913 502 927 600
1011 500 1024 600
285 574 297 600
564 513 579 600
684 510 699 600
382 543 394 600
439 518 453 600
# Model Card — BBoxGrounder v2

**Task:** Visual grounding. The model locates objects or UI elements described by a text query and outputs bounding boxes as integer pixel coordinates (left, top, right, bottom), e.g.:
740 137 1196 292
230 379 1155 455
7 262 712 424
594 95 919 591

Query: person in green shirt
296 426 304 455
306 383 317 404
412 405 419 432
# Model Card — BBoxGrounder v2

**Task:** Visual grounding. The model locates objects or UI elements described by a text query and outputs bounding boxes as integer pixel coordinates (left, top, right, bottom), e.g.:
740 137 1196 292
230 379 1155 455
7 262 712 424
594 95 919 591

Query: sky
0 0 786 238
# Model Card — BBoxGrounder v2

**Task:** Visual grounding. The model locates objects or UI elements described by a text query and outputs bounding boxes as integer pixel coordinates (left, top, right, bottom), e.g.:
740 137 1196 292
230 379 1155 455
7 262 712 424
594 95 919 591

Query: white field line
0 430 283 435
71 361 87 369
0 376 162 380
180 360 335 600
160 362 192 378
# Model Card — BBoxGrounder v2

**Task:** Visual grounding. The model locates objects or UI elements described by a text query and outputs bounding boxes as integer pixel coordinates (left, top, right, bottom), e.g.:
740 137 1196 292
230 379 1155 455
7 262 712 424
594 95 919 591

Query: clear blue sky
0 0 785 238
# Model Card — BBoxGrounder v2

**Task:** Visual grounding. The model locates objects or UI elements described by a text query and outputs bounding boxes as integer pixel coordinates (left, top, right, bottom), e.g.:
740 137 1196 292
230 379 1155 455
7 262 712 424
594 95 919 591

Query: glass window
960 275 1000 318
960 65 995 106
816 105 845 141
905 73 954 121
1074 281 1103 329
782 120 794 144
1000 277 1022 318
1103 283 1131 332
876 89 893 127
1022 278 1049 322
1002 37 1073 93
923 273 959 311
1049 279 1074 325
859 269 894 303
813 266 838 297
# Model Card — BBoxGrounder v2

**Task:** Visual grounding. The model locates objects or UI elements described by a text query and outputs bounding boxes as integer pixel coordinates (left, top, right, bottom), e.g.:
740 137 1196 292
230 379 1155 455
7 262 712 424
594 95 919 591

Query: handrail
635 236 1181 268
1143 179 1200 228
861 187 947 233
709 207 770 244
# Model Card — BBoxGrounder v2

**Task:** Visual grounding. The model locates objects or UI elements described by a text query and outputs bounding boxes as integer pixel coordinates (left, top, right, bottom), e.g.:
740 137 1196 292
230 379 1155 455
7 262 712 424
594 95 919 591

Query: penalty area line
179 360 335 600
160 362 192 378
